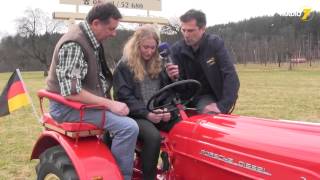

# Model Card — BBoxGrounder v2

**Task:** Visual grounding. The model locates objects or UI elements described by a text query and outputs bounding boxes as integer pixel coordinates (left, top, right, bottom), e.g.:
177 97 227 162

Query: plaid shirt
56 21 109 96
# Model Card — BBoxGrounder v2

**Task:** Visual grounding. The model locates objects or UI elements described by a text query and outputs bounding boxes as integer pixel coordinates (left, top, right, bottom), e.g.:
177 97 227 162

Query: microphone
158 42 178 81
158 42 174 64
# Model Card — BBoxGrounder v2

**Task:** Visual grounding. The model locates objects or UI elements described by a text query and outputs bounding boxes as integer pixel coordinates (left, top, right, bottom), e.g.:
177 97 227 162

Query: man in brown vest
46 3 138 180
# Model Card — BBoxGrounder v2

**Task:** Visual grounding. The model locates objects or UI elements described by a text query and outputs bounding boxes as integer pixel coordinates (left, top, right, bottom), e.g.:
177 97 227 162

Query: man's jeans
195 94 217 113
49 100 139 180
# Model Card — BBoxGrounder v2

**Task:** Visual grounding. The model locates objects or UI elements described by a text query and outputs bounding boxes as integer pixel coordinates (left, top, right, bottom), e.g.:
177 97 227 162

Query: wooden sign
60 0 162 11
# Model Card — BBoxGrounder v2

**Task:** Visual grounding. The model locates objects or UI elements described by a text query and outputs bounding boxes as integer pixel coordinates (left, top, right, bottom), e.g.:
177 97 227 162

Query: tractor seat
42 113 103 138
38 89 106 138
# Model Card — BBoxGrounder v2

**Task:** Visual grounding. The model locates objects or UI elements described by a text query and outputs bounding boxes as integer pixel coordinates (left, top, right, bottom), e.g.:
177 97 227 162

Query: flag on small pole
0 69 35 118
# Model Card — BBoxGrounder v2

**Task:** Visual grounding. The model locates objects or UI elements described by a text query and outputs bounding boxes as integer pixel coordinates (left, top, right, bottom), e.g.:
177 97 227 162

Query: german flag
0 70 30 117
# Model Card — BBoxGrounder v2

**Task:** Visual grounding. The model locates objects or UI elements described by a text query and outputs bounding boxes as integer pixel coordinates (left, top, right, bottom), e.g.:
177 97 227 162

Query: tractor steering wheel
147 79 201 113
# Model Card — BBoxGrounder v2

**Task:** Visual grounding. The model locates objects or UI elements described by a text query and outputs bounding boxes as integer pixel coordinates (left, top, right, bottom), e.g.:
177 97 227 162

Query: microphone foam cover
158 42 170 57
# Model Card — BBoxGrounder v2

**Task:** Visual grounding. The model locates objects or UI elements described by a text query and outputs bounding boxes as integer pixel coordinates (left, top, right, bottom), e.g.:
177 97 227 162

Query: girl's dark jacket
113 60 171 119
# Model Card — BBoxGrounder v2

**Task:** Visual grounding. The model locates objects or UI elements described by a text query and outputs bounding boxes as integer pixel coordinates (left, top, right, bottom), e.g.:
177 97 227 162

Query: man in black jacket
166 9 240 114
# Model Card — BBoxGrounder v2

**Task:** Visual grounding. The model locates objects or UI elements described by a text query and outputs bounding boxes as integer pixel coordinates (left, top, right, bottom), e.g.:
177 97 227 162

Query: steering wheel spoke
147 79 201 113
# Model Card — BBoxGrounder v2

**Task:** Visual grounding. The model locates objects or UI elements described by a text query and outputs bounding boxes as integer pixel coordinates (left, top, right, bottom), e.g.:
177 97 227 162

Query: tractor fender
31 131 123 180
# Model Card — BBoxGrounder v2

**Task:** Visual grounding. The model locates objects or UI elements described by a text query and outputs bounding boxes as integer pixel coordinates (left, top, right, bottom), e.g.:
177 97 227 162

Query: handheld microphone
158 42 179 81
158 42 174 64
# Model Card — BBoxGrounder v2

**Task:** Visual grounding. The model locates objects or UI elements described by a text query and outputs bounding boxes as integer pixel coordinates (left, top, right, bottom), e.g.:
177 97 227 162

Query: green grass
234 63 320 122
0 72 43 180
0 63 319 179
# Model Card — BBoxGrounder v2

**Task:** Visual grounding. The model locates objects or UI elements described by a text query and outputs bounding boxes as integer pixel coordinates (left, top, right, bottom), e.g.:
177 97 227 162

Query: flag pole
16 69 41 123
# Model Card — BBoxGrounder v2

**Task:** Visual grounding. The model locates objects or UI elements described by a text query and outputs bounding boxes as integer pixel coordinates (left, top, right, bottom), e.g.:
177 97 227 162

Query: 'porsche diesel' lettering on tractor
200 150 272 176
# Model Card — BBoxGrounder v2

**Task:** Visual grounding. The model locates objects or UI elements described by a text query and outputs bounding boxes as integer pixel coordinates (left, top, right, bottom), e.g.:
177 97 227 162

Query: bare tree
16 8 65 76
160 17 181 43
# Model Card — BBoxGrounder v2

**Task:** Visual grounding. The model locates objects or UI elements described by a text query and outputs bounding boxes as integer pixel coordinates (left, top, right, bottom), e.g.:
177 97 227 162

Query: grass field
0 63 319 179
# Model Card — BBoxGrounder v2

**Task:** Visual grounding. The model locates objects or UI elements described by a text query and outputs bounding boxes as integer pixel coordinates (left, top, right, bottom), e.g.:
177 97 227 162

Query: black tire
36 145 79 180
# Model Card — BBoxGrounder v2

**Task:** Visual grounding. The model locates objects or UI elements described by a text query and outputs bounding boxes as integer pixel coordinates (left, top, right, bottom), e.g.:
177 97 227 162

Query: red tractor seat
42 113 103 138
38 89 106 138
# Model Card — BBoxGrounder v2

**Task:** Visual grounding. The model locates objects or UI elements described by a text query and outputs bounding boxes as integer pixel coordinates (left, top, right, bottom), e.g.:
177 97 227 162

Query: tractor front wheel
36 145 78 180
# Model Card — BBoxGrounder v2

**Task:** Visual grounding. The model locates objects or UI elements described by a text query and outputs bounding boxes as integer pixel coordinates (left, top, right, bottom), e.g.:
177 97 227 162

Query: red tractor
31 80 320 180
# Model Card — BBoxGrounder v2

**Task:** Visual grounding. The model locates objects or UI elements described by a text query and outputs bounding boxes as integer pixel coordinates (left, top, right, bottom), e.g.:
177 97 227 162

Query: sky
0 0 319 38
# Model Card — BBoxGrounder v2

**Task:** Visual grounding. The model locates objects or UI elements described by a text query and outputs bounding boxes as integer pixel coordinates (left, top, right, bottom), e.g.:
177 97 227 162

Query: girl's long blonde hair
123 24 162 81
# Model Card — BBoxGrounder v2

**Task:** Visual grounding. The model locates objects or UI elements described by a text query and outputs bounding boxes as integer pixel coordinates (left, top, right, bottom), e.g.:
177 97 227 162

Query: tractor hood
169 113 320 179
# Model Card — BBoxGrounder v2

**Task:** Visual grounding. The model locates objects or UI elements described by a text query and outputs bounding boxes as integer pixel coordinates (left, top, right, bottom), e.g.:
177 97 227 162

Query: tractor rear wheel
36 145 78 180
